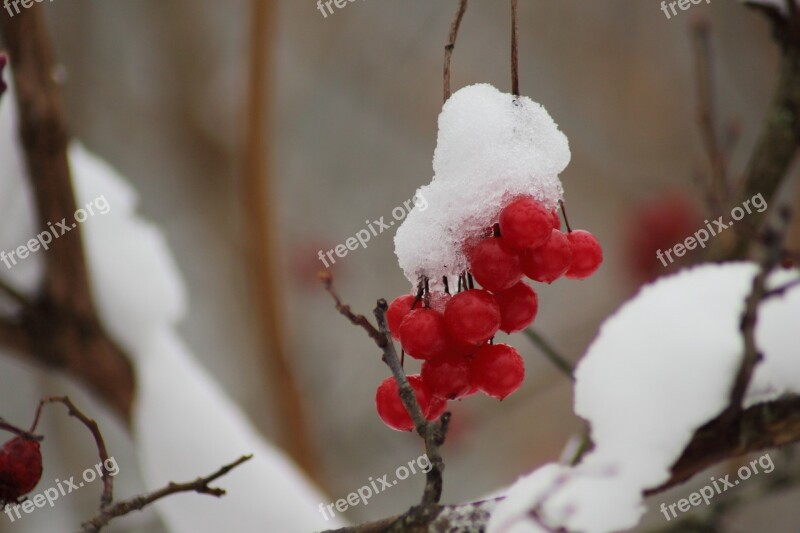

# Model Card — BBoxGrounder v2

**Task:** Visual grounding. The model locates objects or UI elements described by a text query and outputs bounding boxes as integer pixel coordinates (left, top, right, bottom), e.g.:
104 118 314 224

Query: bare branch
510 0 520 96
78 455 253 533
443 0 469 102
34 396 114 508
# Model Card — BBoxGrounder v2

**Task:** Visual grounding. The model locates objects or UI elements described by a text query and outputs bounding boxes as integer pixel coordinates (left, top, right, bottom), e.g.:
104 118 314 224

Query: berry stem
523 327 574 381
559 199 573 233
374 300 450 505
443 0 469 103
0 418 42 441
510 0 520 97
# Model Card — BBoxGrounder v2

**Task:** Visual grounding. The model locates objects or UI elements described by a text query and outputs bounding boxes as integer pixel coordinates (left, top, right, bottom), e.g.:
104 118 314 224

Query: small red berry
521 229 573 283
421 357 472 400
565 230 603 279
444 289 501 345
467 237 522 292
375 375 431 431
493 281 538 333
470 344 525 400
387 294 418 339
498 197 554 250
0 436 43 504
399 309 450 360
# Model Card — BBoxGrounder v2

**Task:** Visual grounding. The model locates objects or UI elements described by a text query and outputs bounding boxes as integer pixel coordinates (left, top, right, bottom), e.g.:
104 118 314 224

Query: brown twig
443 0 468 102
34 396 114 508
510 0 520 96
78 455 253 533
725 208 791 419
0 418 42 442
319 271 385 346
320 274 450 508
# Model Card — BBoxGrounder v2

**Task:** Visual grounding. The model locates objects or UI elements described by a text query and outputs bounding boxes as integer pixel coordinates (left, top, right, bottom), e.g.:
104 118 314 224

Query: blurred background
2 0 800 531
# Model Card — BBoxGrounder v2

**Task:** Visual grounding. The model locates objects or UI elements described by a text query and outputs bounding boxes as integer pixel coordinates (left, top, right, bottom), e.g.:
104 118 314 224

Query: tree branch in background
510 0 520 96
443 0 468 103
0 3 135 422
242 0 319 480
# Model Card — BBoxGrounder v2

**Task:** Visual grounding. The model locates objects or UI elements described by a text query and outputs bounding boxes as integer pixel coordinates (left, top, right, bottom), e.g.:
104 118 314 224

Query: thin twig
523 328 574 380
0 418 43 441
725 209 791 416
691 20 729 212
35 396 114 508
443 0 468 102
763 276 800 298
319 271 385 346
78 455 253 533
320 274 449 506
510 0 520 96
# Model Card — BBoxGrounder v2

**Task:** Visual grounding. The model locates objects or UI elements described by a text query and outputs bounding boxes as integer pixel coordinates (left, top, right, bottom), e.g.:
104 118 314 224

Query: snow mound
489 262 800 533
394 84 570 285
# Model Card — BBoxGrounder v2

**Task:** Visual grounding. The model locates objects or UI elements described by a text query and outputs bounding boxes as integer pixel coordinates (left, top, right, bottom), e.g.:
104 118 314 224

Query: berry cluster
375 196 602 430
0 435 43 506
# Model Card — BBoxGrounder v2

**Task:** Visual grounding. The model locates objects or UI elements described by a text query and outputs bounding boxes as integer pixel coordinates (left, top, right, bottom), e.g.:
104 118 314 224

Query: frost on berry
0 436 43 506
394 84 569 284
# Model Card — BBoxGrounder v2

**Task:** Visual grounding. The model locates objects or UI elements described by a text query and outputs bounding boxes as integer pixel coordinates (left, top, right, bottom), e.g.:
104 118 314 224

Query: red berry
467 237 522 292
0 436 43 504
375 375 431 431
387 294 418 339
498 197 554 250
494 281 538 333
470 344 525 400
444 289 501 345
521 229 573 283
399 309 450 360
426 396 448 421
421 357 472 400
565 230 603 279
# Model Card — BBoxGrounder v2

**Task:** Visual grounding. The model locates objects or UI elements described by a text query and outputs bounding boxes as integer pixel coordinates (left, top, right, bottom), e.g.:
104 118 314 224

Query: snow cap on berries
394 83 570 286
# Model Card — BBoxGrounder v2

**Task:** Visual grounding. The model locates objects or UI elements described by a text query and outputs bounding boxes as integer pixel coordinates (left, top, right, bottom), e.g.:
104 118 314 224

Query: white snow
489 262 800 533
0 68 341 532
394 84 570 286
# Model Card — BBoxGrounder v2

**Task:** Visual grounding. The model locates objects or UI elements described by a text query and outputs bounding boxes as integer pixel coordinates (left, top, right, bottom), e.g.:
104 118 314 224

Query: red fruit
444 289 501 345
521 229 573 283
0 436 43 504
426 396 448 421
467 237 523 292
375 375 431 431
498 197 554 250
421 357 472 400
565 230 603 279
387 294 418 339
494 281 538 333
399 309 450 360
470 344 525 400
428 291 451 314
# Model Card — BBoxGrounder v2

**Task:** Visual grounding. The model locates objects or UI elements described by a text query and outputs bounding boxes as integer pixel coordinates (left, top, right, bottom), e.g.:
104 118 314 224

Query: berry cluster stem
375 300 450 505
